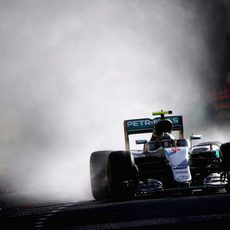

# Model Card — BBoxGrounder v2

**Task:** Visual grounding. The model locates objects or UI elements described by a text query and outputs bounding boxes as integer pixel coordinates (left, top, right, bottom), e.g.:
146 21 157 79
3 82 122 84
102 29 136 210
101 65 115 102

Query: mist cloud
0 0 228 202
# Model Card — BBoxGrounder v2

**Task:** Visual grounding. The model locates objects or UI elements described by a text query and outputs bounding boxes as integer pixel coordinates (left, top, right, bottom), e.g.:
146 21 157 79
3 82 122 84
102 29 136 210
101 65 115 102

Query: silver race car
90 110 230 200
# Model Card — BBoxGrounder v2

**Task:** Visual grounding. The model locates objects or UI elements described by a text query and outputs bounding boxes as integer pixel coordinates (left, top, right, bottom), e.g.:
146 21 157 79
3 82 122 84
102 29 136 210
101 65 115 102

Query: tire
108 151 138 200
90 151 111 200
220 142 230 170
223 171 230 193
220 142 230 193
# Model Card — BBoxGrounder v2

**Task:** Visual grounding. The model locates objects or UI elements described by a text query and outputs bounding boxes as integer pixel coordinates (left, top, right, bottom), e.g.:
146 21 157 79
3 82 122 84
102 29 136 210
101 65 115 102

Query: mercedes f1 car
90 110 230 200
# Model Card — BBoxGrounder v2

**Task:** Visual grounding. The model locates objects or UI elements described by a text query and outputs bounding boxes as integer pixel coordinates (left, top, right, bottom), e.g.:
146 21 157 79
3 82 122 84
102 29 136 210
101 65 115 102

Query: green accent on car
152 110 172 116
126 118 154 133
216 150 220 158
125 116 183 134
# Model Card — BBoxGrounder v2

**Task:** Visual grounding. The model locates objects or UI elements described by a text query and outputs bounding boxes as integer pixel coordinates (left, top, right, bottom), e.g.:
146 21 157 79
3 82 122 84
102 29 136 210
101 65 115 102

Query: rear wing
124 116 184 151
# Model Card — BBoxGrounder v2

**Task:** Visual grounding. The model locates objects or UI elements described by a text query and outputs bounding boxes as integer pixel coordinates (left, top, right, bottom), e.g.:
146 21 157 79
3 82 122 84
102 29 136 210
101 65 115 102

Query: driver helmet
161 132 175 140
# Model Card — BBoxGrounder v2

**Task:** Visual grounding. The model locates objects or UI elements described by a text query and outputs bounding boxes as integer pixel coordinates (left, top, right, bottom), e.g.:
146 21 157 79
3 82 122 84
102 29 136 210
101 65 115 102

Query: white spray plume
0 0 228 202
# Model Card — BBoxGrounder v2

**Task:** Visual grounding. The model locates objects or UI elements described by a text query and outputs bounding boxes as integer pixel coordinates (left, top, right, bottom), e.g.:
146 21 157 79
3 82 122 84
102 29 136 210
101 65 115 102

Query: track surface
1 192 230 229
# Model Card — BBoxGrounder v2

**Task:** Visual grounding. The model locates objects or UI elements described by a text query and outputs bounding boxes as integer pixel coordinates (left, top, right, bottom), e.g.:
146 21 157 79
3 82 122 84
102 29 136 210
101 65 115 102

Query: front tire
90 151 111 200
108 151 138 200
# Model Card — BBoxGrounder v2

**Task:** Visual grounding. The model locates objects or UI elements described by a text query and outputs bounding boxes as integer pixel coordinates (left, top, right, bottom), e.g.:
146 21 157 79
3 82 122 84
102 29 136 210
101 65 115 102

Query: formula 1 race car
90 110 230 200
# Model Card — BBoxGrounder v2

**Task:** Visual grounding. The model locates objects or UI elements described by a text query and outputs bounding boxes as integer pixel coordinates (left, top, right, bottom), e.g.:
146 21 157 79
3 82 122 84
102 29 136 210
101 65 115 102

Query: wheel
220 142 230 170
220 142 230 193
108 151 138 200
90 151 111 200
223 171 230 193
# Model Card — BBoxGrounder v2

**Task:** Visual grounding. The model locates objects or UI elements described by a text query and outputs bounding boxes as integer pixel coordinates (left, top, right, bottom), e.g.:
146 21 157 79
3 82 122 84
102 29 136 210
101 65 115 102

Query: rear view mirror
135 139 147 145
190 134 202 147
190 134 202 140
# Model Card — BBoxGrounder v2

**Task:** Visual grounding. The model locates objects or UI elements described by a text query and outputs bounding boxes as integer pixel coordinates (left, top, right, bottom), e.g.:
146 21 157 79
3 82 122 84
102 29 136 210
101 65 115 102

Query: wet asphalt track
1 192 230 229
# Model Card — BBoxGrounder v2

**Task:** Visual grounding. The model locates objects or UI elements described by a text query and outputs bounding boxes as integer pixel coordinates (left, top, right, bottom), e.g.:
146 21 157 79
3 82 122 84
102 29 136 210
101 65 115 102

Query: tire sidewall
108 151 136 200
90 151 111 200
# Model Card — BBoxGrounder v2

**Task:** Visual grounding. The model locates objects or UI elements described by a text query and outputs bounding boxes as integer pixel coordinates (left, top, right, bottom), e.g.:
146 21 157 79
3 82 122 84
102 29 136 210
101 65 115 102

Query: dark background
198 0 230 122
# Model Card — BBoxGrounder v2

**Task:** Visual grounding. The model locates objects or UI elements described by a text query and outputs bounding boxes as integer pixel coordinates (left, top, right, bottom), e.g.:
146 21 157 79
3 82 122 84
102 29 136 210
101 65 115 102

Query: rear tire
108 151 137 200
90 151 111 200
220 142 230 193
221 142 230 170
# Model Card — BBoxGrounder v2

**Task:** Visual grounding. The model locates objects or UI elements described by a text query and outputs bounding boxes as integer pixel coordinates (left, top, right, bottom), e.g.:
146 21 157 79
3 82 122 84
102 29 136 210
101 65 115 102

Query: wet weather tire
90 151 111 200
221 142 230 170
108 151 137 200
220 142 230 193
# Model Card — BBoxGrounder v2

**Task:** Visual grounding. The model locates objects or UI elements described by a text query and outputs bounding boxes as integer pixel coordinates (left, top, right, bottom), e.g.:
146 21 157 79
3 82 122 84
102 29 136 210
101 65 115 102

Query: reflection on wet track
1 192 230 229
